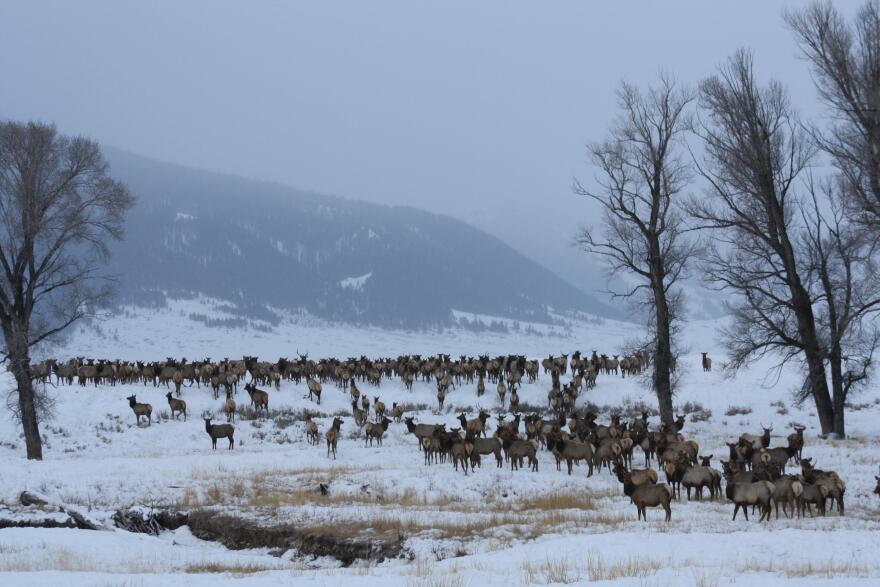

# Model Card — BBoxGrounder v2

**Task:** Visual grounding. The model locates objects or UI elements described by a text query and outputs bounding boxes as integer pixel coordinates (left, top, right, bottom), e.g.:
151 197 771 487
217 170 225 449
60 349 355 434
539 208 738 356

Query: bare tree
0 121 133 459
688 50 839 434
785 1 880 236
574 74 696 425
801 179 880 436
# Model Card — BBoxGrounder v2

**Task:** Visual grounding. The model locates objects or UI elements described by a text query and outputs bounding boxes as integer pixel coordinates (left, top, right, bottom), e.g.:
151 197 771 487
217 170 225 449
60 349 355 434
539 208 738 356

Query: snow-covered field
1 299 879 586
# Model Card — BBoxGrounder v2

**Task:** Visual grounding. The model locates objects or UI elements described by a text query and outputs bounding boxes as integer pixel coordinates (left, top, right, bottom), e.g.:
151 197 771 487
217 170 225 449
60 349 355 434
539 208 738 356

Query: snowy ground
1 299 879 586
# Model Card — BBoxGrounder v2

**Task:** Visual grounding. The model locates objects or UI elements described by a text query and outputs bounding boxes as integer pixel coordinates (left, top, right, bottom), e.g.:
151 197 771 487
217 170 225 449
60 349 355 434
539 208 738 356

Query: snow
1 299 879 585
339 272 372 291
175 212 197 221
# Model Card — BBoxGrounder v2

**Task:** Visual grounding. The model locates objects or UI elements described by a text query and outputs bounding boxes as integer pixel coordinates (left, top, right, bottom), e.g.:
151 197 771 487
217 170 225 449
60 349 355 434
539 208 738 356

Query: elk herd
30 350 874 524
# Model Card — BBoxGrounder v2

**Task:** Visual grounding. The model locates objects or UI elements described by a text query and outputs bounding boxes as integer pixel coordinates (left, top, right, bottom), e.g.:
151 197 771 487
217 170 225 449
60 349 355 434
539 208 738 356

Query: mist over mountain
102 148 622 329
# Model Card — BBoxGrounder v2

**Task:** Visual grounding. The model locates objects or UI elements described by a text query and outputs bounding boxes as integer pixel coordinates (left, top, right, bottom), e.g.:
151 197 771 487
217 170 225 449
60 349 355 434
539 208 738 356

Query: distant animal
307 377 322 404
305 414 319 445
326 417 343 459
165 392 186 421
244 382 269 415
225 389 236 423
701 352 712 372
204 417 234 449
126 395 152 426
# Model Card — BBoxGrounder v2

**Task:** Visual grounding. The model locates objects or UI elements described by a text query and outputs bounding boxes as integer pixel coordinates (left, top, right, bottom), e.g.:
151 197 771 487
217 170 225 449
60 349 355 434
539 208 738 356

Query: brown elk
165 392 187 421
204 418 234 449
701 352 712 372
126 395 152 426
326 417 343 459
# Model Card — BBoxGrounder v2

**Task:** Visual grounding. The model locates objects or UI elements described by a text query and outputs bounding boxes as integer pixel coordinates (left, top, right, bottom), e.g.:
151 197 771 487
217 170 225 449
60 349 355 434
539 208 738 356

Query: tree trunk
10 348 42 460
804 346 834 436
828 346 846 439
650 241 674 426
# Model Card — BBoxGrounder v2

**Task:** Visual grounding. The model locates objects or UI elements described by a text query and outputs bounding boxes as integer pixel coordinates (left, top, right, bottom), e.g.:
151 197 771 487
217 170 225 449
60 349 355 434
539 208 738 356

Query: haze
0 0 847 298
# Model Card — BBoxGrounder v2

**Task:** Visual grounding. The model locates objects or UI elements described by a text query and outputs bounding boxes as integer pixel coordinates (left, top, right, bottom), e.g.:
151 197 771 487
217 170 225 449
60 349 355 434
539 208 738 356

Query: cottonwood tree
801 180 880 436
575 75 696 425
786 1 880 237
688 50 840 435
0 121 132 459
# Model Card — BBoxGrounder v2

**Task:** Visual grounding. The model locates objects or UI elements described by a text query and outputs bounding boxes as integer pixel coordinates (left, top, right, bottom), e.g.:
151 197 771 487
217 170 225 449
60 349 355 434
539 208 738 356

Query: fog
0 1 852 297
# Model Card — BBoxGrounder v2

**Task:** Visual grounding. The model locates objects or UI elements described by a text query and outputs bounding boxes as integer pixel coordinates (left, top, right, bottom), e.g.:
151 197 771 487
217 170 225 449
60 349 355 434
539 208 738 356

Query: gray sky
0 0 854 297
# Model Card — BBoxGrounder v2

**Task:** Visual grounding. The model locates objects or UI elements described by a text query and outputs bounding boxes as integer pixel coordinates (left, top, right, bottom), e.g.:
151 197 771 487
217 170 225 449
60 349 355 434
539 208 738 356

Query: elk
612 460 658 492
786 425 806 463
798 482 829 517
681 462 721 501
392 402 405 423
305 414 319 445
374 397 386 419
502 437 538 472
365 416 391 447
436 385 446 412
476 374 485 397
307 377 322 404
204 417 234 449
800 458 846 515
457 410 488 438
165 392 187 421
126 395 152 426
726 480 775 522
496 380 506 407
619 470 672 522
739 425 772 451
244 383 269 416
874 467 880 498
701 352 712 372
509 385 520 412
469 436 503 468
225 389 236 423
351 400 367 428
326 417 343 459
547 433 596 477
772 475 804 519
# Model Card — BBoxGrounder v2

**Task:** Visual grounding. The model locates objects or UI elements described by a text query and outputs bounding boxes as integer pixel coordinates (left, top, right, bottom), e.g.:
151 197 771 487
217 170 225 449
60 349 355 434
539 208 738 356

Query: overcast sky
0 1 858 296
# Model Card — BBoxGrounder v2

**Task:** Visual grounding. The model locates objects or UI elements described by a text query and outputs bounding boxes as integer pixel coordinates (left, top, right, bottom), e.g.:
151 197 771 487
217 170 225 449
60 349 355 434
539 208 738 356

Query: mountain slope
103 148 621 328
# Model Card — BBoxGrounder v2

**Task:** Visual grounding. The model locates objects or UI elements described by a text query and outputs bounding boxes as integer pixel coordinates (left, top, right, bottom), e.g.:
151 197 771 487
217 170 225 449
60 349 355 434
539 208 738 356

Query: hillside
102 148 621 328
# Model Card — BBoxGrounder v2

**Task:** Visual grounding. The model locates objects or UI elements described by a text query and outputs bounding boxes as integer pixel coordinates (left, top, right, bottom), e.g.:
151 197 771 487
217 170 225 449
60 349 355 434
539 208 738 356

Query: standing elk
326 417 343 459
244 383 269 416
126 395 152 426
204 417 234 449
701 352 712 372
165 392 187 421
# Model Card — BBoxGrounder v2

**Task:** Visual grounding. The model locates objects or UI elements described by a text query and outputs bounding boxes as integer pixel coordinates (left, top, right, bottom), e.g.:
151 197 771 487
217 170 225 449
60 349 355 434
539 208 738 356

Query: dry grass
738 557 872 578
183 561 279 575
520 553 666 584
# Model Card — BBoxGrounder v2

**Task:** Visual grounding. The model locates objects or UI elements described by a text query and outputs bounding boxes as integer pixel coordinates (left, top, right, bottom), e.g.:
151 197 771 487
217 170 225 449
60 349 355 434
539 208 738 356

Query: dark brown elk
204 418 234 449
701 352 712 372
